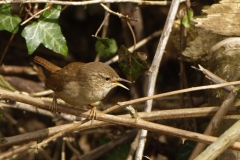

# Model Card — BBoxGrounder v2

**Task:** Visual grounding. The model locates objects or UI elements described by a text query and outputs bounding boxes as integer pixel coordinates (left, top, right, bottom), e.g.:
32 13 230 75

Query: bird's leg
87 105 97 124
50 93 58 112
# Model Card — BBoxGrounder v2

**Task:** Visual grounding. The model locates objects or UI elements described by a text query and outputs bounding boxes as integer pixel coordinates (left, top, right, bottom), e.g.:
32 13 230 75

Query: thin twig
105 30 162 65
30 90 53 97
31 121 84 150
101 4 110 39
21 4 52 26
179 8 197 132
2 80 240 150
100 3 138 21
2 80 240 115
79 130 137 160
2 108 240 153
94 4 110 62
0 34 15 65
0 141 36 159
115 81 240 107
195 119 240 160
61 0 73 11
0 65 37 75
126 131 140 160
0 0 178 5
197 65 235 92
0 4 25 65
65 137 81 158
189 65 237 159
61 138 66 160
190 91 237 160
135 0 181 157
100 1 138 52
126 21 136 52
1 101 239 149
3 100 239 123
93 12 110 37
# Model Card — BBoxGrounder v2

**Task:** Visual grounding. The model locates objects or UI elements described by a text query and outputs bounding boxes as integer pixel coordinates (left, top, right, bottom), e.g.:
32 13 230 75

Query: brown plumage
34 56 130 107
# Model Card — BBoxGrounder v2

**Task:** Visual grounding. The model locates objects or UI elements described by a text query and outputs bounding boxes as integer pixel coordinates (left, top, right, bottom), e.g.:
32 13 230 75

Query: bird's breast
55 81 108 106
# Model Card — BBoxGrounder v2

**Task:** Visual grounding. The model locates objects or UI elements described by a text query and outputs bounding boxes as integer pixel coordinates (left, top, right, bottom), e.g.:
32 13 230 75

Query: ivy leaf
21 4 68 55
95 36 118 58
118 45 148 82
0 4 21 33
182 8 194 29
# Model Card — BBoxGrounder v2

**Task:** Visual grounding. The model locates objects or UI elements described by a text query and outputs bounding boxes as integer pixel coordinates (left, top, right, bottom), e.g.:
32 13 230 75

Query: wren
34 56 130 110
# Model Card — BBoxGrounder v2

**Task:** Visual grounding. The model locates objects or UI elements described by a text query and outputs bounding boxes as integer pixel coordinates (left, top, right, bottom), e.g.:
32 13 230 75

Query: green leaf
118 45 148 82
182 14 191 29
0 75 16 92
187 8 194 21
95 37 118 58
182 8 194 29
21 4 68 55
0 4 21 33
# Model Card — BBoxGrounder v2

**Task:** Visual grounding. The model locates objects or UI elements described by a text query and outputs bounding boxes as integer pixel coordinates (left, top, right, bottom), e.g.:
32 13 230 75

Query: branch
103 80 240 113
189 65 238 159
195 119 240 160
135 0 181 157
1 88 240 153
0 0 179 5
2 108 240 152
4 100 239 123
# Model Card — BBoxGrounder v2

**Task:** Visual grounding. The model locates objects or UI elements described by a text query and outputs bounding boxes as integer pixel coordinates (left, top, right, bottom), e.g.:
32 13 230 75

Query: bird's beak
113 82 129 90
112 78 131 90
118 78 132 83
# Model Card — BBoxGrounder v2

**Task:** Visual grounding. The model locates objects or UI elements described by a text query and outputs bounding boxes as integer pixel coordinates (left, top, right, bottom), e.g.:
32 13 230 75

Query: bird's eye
105 77 110 81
